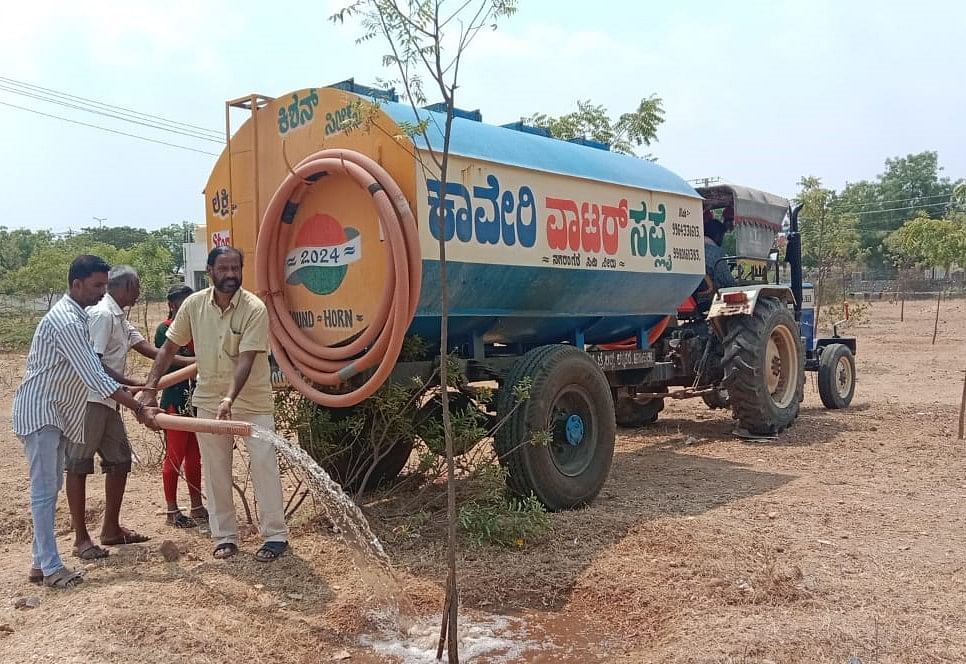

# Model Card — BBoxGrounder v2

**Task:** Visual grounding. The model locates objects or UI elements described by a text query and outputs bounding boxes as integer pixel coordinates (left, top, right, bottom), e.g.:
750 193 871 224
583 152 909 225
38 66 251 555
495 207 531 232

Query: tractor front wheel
817 343 856 409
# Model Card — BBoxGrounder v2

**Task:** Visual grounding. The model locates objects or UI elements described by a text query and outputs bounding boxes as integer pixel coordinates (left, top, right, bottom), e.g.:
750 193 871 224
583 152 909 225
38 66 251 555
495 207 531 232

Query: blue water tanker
205 81 857 510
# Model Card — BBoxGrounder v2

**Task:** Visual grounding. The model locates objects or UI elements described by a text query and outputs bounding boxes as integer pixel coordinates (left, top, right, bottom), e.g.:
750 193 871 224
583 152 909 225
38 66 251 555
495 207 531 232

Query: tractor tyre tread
722 297 805 435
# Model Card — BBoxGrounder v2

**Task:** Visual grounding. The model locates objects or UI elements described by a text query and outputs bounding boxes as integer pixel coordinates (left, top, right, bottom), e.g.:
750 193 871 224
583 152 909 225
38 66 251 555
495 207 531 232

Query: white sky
1 0 963 233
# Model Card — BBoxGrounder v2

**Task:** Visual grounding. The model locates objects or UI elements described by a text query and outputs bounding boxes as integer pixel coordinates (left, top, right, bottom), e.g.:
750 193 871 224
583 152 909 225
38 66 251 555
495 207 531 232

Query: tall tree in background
953 182 966 211
527 95 665 157
796 176 861 324
0 227 53 275
332 2 517 660
74 225 150 250
838 151 956 270
886 212 966 280
152 221 195 273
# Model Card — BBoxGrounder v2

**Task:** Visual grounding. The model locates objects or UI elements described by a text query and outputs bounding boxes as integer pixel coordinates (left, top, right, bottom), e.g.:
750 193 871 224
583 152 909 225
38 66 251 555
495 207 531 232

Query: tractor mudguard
707 285 796 320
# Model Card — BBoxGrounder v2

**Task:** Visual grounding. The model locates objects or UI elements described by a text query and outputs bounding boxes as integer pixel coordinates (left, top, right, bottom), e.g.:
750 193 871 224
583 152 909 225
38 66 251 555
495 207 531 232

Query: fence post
932 290 941 345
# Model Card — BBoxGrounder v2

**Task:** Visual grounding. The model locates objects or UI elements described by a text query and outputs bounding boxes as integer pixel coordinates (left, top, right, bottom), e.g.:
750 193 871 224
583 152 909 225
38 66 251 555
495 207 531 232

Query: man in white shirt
64 265 191 558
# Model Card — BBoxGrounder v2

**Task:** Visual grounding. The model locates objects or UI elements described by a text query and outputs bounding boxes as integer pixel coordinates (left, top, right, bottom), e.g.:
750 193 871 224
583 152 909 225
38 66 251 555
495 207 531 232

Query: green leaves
527 95 665 157
797 176 862 273
0 224 181 305
886 213 966 272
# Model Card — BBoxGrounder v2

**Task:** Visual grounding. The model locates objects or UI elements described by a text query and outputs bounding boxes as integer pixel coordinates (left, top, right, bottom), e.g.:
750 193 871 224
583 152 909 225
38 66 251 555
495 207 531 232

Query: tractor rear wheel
495 345 616 511
817 343 856 409
722 297 805 435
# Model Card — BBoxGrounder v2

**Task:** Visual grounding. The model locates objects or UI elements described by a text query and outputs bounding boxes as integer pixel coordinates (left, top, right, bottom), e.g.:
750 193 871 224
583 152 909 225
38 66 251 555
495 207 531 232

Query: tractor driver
703 207 736 292
692 208 737 313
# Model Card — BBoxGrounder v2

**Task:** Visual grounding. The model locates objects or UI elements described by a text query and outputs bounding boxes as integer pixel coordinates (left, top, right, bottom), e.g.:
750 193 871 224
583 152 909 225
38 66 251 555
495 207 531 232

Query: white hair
108 264 139 289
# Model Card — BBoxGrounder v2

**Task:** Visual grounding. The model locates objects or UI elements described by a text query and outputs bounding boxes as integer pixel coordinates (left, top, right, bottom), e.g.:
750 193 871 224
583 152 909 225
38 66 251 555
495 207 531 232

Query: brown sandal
28 568 43 584
73 542 110 560
101 529 150 546
43 567 84 588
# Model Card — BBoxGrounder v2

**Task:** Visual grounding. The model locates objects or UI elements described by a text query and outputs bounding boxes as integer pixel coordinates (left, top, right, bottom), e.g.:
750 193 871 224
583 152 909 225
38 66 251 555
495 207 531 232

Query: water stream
249 425 547 662
250 424 416 626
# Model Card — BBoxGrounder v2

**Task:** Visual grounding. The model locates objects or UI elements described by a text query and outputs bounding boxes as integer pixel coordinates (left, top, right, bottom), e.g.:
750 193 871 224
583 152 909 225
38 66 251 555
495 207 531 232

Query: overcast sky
1 0 963 233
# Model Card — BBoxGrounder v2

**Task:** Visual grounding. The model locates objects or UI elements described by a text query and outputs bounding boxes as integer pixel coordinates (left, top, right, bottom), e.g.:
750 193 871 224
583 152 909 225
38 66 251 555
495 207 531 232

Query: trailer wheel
701 387 731 410
613 386 666 427
722 297 805 435
495 345 616 511
817 343 855 409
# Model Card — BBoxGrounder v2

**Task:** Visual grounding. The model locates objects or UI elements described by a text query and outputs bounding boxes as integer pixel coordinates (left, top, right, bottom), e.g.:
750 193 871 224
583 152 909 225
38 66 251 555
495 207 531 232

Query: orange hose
647 316 671 346
156 364 198 389
255 149 421 408
596 316 672 351
154 412 252 437
128 364 198 395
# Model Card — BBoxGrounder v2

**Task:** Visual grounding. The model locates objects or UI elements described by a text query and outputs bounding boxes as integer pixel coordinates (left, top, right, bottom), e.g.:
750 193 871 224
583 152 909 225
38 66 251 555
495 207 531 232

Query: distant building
183 224 208 291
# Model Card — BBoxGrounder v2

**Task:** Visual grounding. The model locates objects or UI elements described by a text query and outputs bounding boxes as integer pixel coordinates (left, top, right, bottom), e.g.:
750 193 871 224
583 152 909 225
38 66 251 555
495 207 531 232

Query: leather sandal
254 541 288 563
43 567 84 588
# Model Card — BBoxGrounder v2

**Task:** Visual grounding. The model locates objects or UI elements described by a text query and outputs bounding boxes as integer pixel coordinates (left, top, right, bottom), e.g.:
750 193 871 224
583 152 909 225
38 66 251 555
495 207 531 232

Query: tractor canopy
697 184 789 260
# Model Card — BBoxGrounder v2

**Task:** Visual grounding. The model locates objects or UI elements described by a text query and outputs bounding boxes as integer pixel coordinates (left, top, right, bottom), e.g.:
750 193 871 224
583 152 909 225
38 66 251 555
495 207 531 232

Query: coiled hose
255 149 422 408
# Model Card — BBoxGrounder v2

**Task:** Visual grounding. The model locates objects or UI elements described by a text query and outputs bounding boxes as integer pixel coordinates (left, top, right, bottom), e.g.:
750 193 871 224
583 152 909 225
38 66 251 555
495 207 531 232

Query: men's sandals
211 541 288 561
42 567 84 588
255 541 288 562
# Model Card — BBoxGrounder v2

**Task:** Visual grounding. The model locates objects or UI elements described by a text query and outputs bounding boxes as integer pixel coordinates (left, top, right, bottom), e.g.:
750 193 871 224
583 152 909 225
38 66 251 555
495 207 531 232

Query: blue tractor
609 184 857 434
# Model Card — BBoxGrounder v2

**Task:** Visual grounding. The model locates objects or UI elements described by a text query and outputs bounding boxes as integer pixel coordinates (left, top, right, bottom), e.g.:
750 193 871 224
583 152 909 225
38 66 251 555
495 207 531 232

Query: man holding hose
139 246 288 562
12 255 162 588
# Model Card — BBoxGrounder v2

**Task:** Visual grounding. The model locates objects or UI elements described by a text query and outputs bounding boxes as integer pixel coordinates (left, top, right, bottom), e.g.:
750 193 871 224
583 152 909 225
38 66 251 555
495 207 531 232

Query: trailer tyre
495 345 616 511
817 343 855 409
613 386 666 427
722 297 805 435
701 387 730 410
299 407 414 492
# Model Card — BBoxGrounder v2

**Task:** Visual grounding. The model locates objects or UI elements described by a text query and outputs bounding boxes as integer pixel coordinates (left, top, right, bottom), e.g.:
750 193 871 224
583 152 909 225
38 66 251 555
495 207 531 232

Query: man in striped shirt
11 255 161 589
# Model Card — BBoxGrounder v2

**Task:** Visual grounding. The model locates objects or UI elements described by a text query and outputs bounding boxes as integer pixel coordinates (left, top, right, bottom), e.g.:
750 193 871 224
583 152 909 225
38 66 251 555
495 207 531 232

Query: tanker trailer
203 81 808 510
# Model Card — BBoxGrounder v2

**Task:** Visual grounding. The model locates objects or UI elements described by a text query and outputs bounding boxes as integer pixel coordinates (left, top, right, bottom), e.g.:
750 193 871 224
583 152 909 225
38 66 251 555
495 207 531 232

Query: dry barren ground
0 298 964 663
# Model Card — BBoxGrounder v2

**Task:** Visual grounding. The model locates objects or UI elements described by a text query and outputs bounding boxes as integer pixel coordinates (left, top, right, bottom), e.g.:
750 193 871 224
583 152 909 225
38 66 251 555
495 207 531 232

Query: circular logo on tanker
285 213 362 296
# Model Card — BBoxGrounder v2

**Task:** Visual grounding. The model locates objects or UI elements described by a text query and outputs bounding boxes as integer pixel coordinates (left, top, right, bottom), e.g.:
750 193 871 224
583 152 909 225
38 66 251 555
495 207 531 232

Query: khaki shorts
65 403 132 475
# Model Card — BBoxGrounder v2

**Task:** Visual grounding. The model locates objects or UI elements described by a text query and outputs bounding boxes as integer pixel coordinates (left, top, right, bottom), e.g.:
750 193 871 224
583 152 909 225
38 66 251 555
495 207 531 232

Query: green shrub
458 463 550 548
0 315 40 352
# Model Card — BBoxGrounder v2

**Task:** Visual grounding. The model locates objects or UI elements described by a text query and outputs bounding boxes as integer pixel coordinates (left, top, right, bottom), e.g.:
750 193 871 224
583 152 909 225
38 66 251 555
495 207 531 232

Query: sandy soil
0 298 964 663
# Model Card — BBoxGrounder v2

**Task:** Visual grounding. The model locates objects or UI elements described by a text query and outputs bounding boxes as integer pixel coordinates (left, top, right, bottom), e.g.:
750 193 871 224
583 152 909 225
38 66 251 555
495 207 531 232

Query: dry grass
1 300 966 662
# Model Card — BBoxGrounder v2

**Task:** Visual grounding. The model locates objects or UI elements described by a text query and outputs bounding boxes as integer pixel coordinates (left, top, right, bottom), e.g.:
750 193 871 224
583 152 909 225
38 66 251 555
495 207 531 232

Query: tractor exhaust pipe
786 202 805 318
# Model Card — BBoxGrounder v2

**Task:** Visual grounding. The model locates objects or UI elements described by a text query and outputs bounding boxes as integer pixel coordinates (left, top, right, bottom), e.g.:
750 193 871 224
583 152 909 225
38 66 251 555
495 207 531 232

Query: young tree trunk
958 367 966 440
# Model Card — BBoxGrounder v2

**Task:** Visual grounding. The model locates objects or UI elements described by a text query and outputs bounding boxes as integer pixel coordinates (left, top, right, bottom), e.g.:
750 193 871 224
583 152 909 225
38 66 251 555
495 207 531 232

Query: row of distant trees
0 222 193 309
786 151 964 315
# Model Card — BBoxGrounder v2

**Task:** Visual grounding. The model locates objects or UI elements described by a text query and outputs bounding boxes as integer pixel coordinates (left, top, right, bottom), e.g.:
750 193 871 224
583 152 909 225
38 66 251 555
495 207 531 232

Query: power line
0 83 224 144
0 100 221 156
850 202 953 217
0 75 223 138
830 192 952 211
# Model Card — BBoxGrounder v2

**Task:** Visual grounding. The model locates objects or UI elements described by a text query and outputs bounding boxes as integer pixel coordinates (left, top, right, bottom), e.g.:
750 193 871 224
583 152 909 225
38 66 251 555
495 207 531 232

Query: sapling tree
332 2 517 660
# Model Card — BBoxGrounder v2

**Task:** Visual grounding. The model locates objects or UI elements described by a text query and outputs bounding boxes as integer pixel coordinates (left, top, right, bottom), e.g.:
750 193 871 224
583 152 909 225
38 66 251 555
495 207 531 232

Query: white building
183 224 209 291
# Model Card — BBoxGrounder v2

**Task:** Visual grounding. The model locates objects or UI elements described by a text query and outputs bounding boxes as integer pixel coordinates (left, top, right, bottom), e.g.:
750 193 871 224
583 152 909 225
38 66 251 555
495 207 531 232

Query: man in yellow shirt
139 246 288 561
